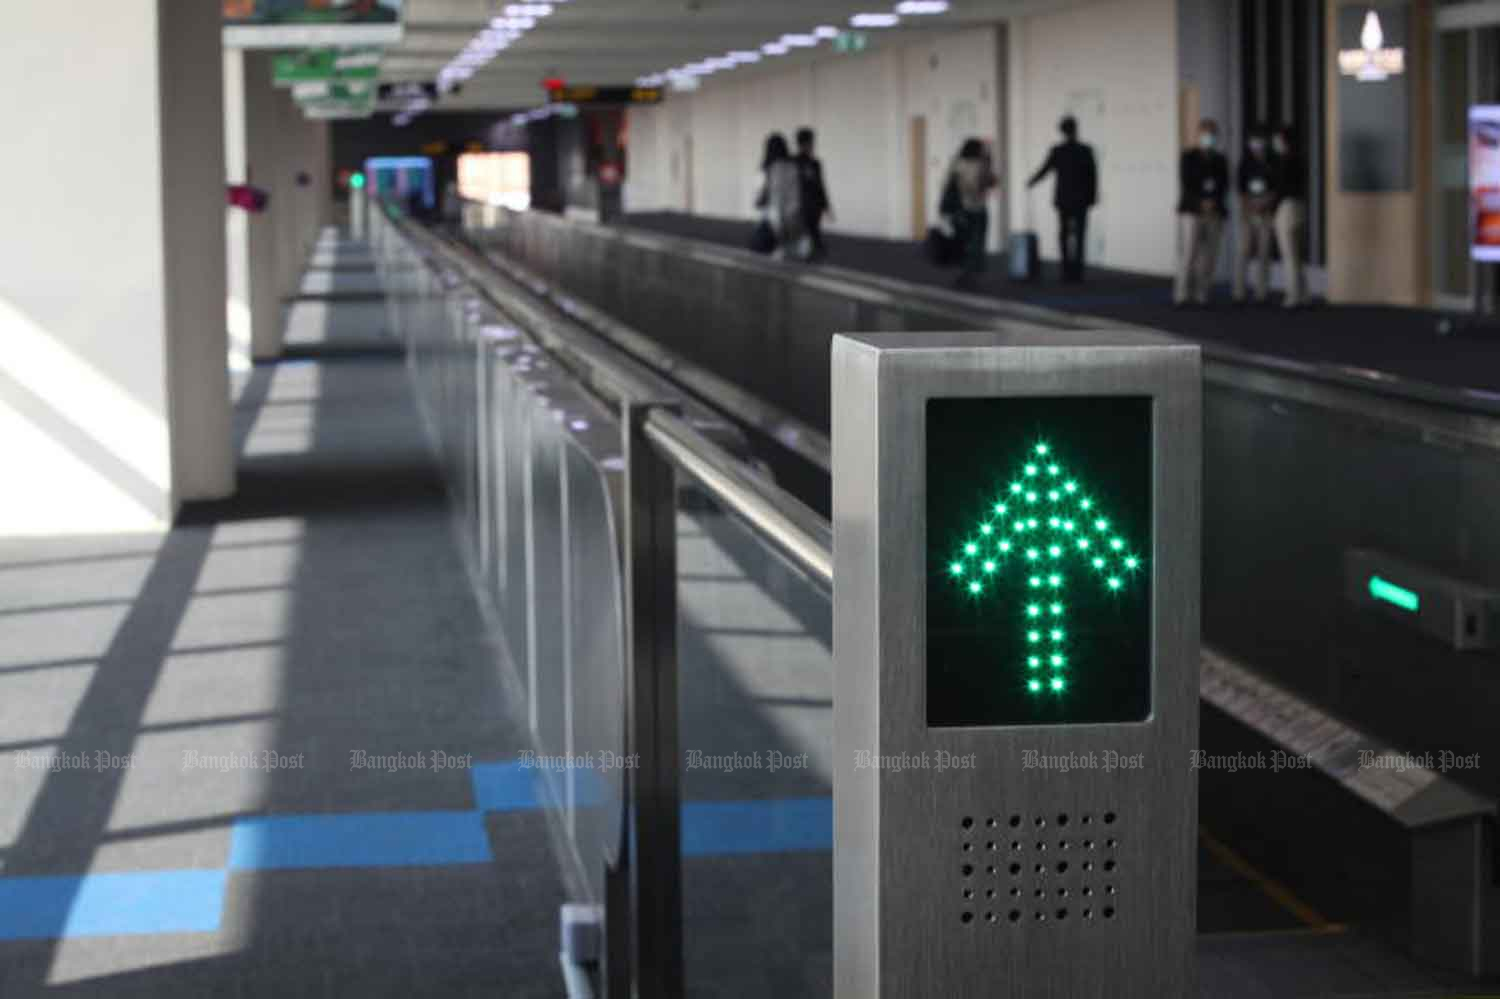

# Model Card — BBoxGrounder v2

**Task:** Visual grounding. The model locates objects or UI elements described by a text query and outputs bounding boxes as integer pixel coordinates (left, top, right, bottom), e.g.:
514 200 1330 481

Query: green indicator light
1048 490 1060 502
1091 556 1105 569
1095 518 1110 532
983 560 996 574
350 171 366 190
1077 538 1090 550
998 541 1012 553
1107 577 1122 591
1063 520 1075 532
1368 575 1419 613
1051 677 1066 692
964 542 978 556
969 581 982 595
1048 464 1060 476
1035 443 1049 456
1028 679 1043 693
1028 631 1040 643
1051 654 1065 667
1010 482 1023 495
1025 548 1039 561
1028 656 1041 668
980 523 993 535
1013 521 1026 534
1028 576 1041 588
949 561 964 576
1025 464 1038 476
1048 545 1062 559
1027 518 1038 528
994 502 1008 515
1081 498 1094 510
1124 556 1140 570
1110 538 1124 551
1050 629 1064 641
1048 516 1061 528
1049 603 1063 616
1026 491 1039 504
1026 605 1041 618
1064 481 1078 494
1048 574 1062 588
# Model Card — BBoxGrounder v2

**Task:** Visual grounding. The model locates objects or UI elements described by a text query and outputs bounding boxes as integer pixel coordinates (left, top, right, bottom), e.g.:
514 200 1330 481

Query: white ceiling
380 0 1058 112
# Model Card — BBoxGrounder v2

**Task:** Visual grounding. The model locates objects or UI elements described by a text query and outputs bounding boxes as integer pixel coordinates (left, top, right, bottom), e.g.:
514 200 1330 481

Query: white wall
1006 0 1179 274
0 0 232 535
624 26 1004 247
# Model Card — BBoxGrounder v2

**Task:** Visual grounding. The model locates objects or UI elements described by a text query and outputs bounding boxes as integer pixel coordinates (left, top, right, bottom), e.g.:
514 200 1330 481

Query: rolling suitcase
1008 231 1040 281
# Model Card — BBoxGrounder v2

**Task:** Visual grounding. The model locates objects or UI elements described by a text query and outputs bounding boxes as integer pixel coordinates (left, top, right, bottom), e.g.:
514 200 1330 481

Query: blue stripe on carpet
0 870 226 940
682 797 832 856
229 811 491 870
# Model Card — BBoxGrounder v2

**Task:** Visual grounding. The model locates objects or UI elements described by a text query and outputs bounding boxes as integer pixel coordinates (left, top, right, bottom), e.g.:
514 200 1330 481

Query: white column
225 49 281 363
0 0 233 536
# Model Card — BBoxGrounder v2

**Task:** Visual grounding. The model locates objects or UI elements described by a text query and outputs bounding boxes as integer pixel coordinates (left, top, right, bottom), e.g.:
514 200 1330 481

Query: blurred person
1232 124 1275 304
754 132 805 259
1026 115 1098 282
943 138 999 290
1270 126 1308 308
795 127 834 261
1174 118 1229 306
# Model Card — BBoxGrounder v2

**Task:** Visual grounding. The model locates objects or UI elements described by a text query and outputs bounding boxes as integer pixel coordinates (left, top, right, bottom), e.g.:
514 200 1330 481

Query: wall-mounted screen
1471 105 1500 262
926 396 1153 727
224 0 404 48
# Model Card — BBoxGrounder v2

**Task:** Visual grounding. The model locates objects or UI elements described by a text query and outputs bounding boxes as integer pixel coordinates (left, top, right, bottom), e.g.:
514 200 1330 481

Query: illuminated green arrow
946 440 1145 697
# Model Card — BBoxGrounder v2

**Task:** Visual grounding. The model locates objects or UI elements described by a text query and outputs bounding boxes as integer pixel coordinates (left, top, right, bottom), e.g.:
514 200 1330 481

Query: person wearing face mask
1233 124 1276 304
1269 125 1308 308
1174 118 1230 306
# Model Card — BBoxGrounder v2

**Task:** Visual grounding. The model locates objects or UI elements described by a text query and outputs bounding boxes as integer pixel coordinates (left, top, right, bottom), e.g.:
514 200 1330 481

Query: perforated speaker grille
958 811 1121 926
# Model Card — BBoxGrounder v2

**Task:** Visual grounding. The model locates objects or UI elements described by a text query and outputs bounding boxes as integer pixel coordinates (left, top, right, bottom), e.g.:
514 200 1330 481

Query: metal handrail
644 409 833 588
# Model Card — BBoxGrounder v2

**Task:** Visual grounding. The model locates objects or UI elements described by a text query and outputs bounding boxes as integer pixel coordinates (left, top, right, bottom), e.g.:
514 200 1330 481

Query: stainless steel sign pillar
832 331 1201 999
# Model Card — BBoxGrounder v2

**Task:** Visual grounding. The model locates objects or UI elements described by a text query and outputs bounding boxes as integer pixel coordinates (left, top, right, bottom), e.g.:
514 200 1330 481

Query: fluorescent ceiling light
504 3 552 16
781 33 819 47
728 50 762 63
814 25 840 39
762 41 790 55
851 13 901 27
896 0 949 12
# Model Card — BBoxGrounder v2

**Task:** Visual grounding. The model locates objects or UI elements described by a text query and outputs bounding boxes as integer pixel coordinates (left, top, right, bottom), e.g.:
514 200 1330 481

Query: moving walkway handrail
643 409 833 588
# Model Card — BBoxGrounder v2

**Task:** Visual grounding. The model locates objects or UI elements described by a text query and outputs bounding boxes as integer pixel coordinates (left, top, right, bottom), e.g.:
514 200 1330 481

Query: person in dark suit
794 127 834 261
1026 116 1098 282
1174 118 1230 305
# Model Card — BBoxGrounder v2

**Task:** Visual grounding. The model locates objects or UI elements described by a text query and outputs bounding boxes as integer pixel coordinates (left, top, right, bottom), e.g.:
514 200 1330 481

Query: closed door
910 115 928 239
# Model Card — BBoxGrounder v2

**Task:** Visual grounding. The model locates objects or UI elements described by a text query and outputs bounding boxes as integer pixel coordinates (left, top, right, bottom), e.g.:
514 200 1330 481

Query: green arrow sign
945 440 1145 697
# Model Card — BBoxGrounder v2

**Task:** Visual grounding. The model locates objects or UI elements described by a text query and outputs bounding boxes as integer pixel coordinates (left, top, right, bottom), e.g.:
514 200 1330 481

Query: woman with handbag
943 138 999 289
752 133 806 260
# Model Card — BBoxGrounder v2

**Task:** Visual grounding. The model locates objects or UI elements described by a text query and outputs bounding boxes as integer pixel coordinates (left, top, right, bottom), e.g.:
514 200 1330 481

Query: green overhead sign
274 47 382 86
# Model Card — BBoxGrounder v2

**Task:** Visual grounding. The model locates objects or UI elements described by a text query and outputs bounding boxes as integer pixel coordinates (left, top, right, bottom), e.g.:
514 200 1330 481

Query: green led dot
1064 481 1078 493
1026 492 1039 504
1107 577 1122 591
1050 628 1064 642
1025 549 1039 561
1029 679 1043 693
1025 464 1038 477
950 561 964 576
1047 490 1060 502
969 581 982 594
1050 603 1063 616
1048 516 1061 528
1063 520 1075 532
1026 604 1041 618
998 541 1012 553
1028 576 1041 588
1125 556 1140 570
1035 443 1049 456
1047 545 1062 559
1051 677 1066 692
1110 538 1124 551
1081 498 1094 510
1047 464 1060 476
980 525 994 538
983 560 996 574
1095 518 1110 532
1010 482 1023 495
1077 538 1090 550
1028 656 1041 668
1050 653 1065 667
1048 574 1062 588
1027 630 1040 643
964 542 978 555
1027 518 1038 529
1013 521 1026 534
994 502 1008 515
1092 556 1105 569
